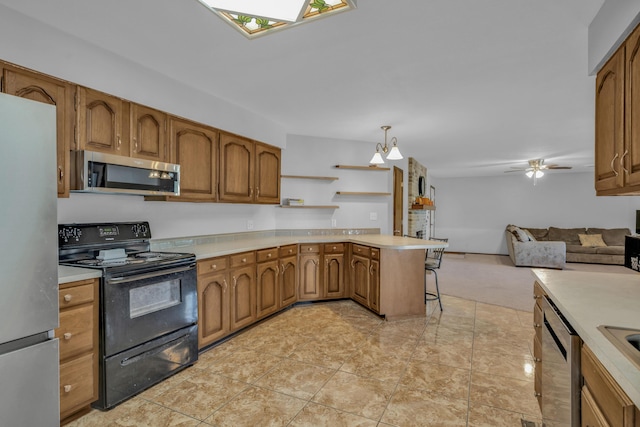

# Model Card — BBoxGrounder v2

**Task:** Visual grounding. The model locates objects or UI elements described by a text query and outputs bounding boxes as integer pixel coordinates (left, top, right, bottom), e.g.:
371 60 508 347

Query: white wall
588 0 640 74
277 134 400 234
431 172 640 254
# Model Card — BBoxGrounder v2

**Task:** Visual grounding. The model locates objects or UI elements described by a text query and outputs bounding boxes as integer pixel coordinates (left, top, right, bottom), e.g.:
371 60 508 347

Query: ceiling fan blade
504 170 525 173
547 166 572 169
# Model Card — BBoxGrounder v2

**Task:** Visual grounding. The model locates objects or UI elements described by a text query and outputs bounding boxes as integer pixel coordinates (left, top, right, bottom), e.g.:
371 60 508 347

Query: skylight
196 0 356 39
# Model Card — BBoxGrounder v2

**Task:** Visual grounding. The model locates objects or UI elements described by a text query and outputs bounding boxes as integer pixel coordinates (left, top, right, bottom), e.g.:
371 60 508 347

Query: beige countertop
532 269 640 407
58 265 102 284
159 234 448 260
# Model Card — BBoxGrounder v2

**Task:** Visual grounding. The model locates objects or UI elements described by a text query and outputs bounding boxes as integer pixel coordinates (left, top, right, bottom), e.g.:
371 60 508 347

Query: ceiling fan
505 159 572 184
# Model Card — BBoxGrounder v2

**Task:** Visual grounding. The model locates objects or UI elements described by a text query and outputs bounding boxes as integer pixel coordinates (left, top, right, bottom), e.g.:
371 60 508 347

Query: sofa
505 225 631 268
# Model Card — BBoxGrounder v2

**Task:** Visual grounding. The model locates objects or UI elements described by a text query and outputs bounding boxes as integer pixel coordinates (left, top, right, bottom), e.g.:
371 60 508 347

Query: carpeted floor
434 253 634 312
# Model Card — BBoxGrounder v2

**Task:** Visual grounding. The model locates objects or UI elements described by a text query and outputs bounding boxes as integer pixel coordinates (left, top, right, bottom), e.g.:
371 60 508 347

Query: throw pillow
578 234 607 247
507 225 530 242
523 229 537 241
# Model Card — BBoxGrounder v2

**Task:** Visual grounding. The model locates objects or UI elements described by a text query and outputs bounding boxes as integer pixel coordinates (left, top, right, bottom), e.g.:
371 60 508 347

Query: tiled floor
67 296 542 426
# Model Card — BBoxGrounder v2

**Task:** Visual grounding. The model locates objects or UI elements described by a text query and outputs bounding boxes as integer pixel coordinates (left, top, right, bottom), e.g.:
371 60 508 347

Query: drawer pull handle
267 253 272 258
63 333 72 340
211 264 217 270
63 385 72 393
533 323 541 328
64 294 72 302
533 295 540 300
534 392 541 398
533 357 541 363
242 258 247 263
288 249 293 253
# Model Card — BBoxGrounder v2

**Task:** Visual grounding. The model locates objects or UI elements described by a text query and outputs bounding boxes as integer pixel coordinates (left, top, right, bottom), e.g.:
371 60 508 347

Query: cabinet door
229 265 256 331
198 271 230 348
130 103 167 162
77 86 128 155
256 260 279 318
168 117 218 201
255 142 280 204
582 386 611 427
299 253 321 300
2 66 73 197
324 253 345 298
625 25 640 187
219 133 254 202
595 47 625 192
280 255 297 307
369 258 380 312
350 254 369 307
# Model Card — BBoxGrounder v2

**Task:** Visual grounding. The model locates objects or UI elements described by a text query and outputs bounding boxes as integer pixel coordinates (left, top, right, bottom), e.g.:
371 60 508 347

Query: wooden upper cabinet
595 23 640 195
219 132 254 203
625 25 640 187
130 104 167 162
219 133 281 204
76 86 129 155
255 142 281 204
1 65 74 197
595 46 625 193
167 117 218 201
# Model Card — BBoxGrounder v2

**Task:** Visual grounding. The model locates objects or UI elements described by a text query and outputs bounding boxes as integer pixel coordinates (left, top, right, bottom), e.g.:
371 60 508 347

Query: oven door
103 263 197 356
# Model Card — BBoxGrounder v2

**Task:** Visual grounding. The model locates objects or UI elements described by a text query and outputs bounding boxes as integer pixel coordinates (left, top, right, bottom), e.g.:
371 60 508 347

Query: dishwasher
541 295 582 427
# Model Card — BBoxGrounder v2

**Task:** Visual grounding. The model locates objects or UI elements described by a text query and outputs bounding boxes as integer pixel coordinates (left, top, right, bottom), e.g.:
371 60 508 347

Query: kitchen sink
598 326 640 370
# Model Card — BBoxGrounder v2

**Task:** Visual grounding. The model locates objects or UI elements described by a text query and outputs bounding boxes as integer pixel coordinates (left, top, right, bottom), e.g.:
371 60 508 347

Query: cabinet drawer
57 305 94 361
59 283 95 309
300 244 320 254
229 251 255 267
198 256 228 275
257 248 278 263
352 244 370 257
370 248 380 260
60 352 96 417
581 344 635 427
323 243 344 253
279 245 297 257
582 386 611 427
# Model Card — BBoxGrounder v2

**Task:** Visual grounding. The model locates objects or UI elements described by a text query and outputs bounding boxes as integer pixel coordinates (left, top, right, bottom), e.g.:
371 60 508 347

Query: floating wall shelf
281 175 339 181
278 205 339 209
334 165 390 171
336 191 391 196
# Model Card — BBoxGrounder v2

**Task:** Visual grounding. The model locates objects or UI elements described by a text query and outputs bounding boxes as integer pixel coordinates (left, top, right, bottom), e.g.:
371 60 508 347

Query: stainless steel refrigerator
0 92 60 424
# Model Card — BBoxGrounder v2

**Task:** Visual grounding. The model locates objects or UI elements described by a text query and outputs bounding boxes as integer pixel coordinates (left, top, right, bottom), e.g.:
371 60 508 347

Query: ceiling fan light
370 152 385 165
526 171 534 178
386 145 403 160
535 170 544 178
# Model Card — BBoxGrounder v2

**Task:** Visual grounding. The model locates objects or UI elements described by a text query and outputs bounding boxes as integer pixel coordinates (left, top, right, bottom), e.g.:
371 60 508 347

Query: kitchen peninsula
532 269 640 424
152 232 447 323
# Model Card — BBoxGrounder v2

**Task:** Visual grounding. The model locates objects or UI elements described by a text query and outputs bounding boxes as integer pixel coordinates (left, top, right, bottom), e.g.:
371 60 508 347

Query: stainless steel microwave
71 150 180 196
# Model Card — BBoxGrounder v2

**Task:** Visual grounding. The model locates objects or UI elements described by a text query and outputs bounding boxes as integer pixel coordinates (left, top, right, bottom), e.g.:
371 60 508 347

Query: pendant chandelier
370 126 403 165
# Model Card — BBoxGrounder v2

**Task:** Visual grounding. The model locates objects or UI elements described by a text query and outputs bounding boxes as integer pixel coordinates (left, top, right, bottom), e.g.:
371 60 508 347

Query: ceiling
0 0 606 178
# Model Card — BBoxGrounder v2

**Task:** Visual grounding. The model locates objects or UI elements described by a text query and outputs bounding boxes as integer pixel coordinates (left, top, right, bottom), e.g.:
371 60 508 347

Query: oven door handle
107 264 194 284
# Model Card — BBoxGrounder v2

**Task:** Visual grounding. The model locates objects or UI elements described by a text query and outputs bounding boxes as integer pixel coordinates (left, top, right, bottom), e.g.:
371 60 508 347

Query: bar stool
425 238 448 311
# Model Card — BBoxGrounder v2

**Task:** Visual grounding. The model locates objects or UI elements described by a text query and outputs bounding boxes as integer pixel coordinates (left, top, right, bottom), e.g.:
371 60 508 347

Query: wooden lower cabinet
197 256 230 349
56 278 99 425
533 281 545 409
229 252 256 332
257 248 279 319
299 244 322 300
581 344 636 427
279 245 298 307
349 244 380 312
324 243 346 298
350 252 370 307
